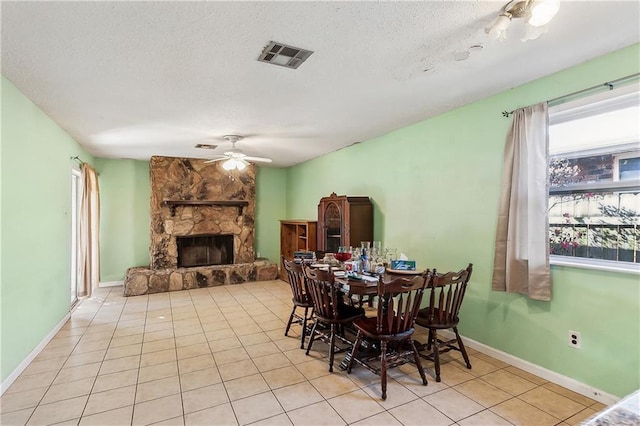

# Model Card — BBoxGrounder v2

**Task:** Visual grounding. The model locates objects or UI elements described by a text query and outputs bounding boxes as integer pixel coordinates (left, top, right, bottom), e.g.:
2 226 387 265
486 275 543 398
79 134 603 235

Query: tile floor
1 281 606 426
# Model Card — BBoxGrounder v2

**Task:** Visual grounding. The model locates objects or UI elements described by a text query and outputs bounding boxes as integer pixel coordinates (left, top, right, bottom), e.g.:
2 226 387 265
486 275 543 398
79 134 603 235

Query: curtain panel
79 163 100 297
492 103 552 301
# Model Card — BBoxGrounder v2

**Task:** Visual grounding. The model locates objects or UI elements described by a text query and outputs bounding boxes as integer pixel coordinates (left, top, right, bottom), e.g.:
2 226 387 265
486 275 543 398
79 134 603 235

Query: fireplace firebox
177 234 234 268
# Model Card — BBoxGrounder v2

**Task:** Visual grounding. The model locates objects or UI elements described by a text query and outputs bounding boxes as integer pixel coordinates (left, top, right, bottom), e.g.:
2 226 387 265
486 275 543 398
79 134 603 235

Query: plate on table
386 269 423 275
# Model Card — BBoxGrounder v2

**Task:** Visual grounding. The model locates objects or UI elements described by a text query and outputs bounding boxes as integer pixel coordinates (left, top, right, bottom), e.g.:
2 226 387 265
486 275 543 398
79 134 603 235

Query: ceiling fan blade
204 157 228 164
244 156 273 163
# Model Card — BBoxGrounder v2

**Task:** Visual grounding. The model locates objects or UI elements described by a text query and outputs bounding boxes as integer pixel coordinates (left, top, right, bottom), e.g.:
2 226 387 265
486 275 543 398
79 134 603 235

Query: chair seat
415 307 460 329
353 317 414 341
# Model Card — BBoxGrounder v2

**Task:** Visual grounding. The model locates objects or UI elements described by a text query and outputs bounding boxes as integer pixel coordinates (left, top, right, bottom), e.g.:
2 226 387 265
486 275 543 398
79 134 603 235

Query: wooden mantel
162 200 249 216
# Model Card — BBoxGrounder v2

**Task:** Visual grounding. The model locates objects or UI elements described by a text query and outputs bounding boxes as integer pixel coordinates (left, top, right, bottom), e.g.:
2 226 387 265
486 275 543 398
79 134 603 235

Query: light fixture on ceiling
222 157 248 171
485 0 560 42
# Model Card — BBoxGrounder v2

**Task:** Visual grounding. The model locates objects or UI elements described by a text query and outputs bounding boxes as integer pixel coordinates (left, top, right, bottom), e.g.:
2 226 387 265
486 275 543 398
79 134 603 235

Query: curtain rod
70 156 85 165
501 72 640 117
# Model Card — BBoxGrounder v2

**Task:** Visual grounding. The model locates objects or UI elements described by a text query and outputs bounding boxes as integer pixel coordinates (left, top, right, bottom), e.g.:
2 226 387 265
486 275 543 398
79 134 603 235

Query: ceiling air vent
195 144 217 150
258 41 313 69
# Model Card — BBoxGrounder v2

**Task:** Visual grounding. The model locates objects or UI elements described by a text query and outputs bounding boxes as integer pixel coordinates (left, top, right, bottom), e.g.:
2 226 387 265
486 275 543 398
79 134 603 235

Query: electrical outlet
568 330 581 349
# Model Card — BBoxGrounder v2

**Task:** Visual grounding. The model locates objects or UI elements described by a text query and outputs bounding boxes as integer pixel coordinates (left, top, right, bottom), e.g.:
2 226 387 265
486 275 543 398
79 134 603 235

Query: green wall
255 167 287 262
285 44 640 397
95 158 150 282
1 76 94 382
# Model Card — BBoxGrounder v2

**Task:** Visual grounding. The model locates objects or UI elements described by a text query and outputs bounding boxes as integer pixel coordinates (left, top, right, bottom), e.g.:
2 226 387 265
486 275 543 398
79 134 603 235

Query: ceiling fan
204 135 272 170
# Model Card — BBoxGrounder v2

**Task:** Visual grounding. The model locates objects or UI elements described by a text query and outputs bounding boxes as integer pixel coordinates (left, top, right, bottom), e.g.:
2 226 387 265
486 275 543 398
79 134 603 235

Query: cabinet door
321 201 343 253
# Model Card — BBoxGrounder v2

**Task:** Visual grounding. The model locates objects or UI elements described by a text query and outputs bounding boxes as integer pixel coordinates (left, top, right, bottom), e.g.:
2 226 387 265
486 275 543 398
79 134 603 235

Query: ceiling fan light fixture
527 0 560 27
222 158 248 171
486 0 559 42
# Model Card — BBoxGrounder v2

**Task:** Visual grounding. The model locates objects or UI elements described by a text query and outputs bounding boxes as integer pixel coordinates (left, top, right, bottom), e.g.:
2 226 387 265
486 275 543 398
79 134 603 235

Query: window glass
548 86 640 265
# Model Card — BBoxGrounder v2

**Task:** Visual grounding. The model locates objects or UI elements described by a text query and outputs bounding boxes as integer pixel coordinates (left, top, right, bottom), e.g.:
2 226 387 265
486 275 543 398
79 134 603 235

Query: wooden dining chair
415 263 473 382
303 266 365 372
347 273 430 400
282 257 314 349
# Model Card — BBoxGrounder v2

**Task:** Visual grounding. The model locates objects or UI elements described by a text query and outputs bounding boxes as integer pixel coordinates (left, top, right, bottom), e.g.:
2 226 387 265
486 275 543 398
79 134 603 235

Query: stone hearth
123 156 277 296
124 260 278 296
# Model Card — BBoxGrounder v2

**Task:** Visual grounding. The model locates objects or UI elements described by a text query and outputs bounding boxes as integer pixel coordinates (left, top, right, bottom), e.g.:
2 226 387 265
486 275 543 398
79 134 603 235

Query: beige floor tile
41 376 95 404
145 322 173 334
454 378 512 407
218 359 259 381
252 353 292 372
83 384 136 416
184 403 238 426
142 338 176 354
36 345 75 361
224 373 270 401
457 409 513 425
286 400 346 426
175 333 207 348
519 386 587 420
99 355 141 375
272 337 303 352
105 342 143 360
21 356 67 376
182 383 229 414
389 398 453 425
423 388 485 421
144 330 175 343
73 339 110 354
5 370 57 394
180 366 222 391
464 355 503 376
473 353 511 368
26 395 88 425
565 407 598 425
213 347 249 366
201 321 231 333
92 369 138 393
345 366 383 389
177 353 216 374
438 363 476 386
209 336 243 352
481 369 539 396
350 411 403 425
109 333 144 348
231 392 283 425
310 373 360 399
491 398 559 426
0 407 36 425
79 405 133 425
259 319 287 332
0 386 48 413
362 379 420 410
505 366 548 385
244 342 280 358
206 329 237 343
328 388 385 424
149 415 185 425
294 359 332 381
176 342 211 360
273 381 323 411
262 366 307 390
233 323 263 336
138 361 179 383
53 362 101 385
174 326 204 339
141 348 177 367
114 325 145 338
136 376 181 403
238 332 271 347
589 401 607 411
542 382 598 406
133 394 184 426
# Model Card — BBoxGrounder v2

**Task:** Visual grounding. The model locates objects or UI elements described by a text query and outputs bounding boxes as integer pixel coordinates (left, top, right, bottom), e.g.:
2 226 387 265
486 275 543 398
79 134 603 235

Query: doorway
70 168 82 308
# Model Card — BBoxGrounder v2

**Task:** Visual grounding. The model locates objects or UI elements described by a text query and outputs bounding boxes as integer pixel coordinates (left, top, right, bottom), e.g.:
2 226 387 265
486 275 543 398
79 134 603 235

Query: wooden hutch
317 193 373 253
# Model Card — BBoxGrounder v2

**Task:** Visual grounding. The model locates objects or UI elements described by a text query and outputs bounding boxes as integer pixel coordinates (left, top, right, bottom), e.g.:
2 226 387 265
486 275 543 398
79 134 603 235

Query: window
548 85 640 269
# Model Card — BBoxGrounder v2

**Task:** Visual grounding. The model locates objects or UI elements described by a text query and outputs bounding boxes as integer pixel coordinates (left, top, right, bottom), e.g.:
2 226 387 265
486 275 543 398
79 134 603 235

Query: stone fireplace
123 156 277 296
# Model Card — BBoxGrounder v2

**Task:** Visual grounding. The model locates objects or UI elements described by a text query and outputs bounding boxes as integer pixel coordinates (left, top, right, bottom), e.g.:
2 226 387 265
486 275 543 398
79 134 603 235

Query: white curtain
79 163 100 297
492 103 552 301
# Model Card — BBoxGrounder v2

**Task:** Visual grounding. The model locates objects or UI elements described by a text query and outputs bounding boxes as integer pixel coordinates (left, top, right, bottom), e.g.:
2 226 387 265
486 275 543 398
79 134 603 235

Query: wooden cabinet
280 220 317 281
317 193 373 253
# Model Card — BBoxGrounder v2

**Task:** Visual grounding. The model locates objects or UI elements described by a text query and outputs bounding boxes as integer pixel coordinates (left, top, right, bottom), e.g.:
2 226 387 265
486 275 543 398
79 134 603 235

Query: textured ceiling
2 1 639 167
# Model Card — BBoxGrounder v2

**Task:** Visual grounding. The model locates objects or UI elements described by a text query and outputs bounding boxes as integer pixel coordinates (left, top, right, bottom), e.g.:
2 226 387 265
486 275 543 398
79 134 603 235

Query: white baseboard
438 330 619 405
98 280 123 288
1 313 71 395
